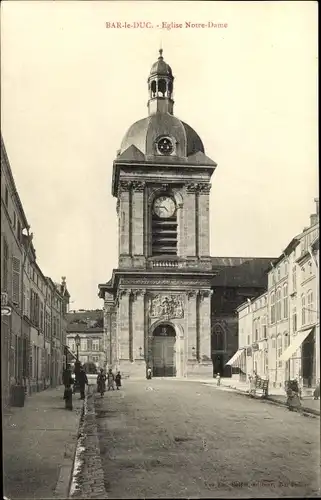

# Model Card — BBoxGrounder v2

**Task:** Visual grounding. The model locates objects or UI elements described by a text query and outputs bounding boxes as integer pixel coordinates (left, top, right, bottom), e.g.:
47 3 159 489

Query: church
99 50 274 379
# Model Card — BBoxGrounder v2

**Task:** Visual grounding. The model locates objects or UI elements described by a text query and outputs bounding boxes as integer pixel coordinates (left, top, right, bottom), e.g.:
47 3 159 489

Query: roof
150 50 173 77
211 257 273 288
66 310 103 333
119 113 205 157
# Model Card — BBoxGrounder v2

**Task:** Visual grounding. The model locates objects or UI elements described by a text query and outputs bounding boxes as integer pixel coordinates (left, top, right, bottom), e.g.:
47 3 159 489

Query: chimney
314 197 319 216
310 214 318 226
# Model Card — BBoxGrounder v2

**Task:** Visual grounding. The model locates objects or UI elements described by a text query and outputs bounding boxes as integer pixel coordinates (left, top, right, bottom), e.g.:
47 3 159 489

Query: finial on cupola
159 48 163 59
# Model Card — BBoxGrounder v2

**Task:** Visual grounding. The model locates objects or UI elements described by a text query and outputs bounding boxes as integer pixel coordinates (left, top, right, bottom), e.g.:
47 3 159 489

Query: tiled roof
212 258 273 288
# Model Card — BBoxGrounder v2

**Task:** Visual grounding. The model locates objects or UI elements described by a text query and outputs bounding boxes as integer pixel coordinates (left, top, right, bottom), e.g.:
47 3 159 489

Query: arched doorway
152 324 176 377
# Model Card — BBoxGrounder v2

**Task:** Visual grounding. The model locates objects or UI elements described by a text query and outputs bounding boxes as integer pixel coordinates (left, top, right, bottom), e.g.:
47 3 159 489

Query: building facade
99 51 276 379
66 310 106 369
1 136 70 406
235 201 319 389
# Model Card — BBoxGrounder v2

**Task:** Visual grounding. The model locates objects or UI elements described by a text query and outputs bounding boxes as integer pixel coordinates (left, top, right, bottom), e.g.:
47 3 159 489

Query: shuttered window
12 256 21 305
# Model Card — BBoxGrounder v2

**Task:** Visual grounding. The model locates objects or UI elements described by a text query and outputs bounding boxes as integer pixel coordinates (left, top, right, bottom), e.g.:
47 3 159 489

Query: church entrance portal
152 324 176 377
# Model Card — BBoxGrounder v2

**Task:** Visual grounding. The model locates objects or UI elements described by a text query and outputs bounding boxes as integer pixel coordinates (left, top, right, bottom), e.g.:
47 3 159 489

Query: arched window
212 324 225 351
283 283 288 319
301 294 306 325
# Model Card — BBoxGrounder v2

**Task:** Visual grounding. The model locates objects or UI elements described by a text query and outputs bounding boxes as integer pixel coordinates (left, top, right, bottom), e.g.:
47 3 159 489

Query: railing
151 260 179 268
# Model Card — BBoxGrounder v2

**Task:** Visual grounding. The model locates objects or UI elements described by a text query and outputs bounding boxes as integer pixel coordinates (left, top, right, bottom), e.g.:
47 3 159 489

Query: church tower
99 50 217 378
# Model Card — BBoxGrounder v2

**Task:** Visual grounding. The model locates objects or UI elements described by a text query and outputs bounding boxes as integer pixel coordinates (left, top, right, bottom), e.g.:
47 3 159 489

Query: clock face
157 137 173 155
153 196 176 218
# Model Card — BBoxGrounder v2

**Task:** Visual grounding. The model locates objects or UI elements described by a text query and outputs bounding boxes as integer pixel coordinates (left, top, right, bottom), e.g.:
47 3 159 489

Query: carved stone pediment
150 294 184 319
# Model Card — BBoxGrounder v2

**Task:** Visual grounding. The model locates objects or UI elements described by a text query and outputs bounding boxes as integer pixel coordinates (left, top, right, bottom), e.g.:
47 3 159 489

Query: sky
1 1 318 310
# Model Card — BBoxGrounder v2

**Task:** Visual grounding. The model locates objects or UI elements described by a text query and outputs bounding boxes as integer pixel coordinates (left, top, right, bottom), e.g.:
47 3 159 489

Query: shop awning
226 349 245 366
279 328 314 362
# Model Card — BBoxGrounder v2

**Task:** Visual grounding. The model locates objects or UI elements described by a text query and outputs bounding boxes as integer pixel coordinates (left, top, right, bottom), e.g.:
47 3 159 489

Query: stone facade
98 51 276 379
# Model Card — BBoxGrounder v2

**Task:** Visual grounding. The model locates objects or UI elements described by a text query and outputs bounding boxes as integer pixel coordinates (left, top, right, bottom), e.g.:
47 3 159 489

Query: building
66 310 105 369
235 200 319 389
98 50 277 379
1 136 70 406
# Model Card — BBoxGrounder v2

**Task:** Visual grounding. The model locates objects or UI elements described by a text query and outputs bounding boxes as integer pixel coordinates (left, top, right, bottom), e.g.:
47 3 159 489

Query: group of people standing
97 368 122 395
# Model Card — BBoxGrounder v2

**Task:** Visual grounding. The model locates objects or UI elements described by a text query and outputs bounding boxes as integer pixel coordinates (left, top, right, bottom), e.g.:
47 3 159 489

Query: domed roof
149 49 173 77
119 113 204 158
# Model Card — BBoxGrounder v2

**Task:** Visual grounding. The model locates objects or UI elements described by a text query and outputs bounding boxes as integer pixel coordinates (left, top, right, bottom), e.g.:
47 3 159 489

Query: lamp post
75 334 80 361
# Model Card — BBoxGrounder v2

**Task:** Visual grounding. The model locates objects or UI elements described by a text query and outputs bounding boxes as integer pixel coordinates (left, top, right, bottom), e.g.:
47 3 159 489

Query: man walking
78 367 88 400
107 369 115 391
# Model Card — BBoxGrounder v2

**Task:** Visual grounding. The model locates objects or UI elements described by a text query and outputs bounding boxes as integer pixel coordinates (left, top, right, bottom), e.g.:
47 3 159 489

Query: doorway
152 324 176 377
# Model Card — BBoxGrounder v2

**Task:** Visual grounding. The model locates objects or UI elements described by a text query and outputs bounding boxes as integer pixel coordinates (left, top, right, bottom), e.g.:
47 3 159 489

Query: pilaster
187 291 198 360
199 289 213 361
118 181 132 266
117 289 130 360
132 289 146 360
185 183 197 257
198 183 211 257
131 181 145 267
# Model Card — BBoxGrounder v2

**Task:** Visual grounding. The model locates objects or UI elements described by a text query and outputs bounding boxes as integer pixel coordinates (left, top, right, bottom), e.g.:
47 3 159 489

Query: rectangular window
292 266 297 292
270 293 276 324
12 256 21 305
276 289 282 321
301 295 306 325
293 308 297 333
40 302 44 331
3 237 9 291
92 355 99 364
277 337 282 367
92 339 99 351
80 339 87 351
283 284 288 319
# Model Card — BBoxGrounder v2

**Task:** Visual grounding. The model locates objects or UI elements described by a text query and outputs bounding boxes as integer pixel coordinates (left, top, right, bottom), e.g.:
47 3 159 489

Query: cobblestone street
95 379 320 499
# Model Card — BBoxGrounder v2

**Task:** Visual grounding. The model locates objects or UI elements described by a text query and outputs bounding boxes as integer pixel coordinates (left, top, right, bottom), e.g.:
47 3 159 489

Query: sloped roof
212 257 273 288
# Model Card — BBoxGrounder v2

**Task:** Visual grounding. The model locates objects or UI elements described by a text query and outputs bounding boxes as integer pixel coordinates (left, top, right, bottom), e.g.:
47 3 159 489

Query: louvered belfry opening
152 207 178 256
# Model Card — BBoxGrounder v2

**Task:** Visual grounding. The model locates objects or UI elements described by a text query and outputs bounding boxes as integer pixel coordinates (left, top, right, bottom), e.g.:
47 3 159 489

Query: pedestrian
97 368 106 396
63 364 73 399
63 365 74 409
216 373 221 386
78 367 88 400
115 371 122 390
107 368 115 391
147 366 152 380
313 380 320 400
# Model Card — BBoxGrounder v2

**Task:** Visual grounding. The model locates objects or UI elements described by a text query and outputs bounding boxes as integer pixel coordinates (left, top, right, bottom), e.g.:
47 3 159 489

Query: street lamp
75 334 80 361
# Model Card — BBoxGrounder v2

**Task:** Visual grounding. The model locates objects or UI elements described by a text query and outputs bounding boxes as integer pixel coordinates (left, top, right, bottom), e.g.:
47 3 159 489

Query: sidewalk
206 378 321 416
3 386 84 499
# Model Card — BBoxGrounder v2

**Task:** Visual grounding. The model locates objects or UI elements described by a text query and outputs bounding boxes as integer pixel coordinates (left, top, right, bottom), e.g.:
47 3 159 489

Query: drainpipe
247 299 253 379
